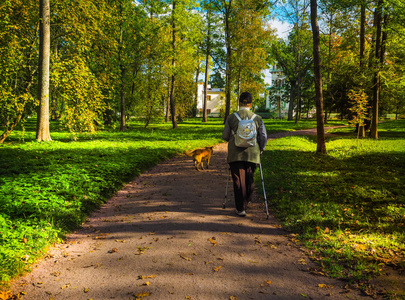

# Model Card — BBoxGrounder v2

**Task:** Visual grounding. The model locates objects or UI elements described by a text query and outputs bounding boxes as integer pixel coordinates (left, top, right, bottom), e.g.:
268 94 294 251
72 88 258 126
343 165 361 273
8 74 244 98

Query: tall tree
310 0 326 154
370 0 383 139
36 0 52 141
202 7 212 123
169 0 178 129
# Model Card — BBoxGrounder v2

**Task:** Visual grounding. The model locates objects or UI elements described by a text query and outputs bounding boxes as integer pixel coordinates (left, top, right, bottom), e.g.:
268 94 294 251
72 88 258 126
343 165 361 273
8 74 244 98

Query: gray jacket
222 108 268 164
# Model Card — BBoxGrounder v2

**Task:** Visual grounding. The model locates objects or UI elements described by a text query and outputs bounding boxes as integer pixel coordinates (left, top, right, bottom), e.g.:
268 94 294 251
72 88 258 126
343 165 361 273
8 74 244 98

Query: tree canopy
1 0 404 143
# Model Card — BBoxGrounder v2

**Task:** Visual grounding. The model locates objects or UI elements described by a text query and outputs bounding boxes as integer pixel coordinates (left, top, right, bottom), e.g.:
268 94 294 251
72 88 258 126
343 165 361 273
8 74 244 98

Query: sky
263 19 291 86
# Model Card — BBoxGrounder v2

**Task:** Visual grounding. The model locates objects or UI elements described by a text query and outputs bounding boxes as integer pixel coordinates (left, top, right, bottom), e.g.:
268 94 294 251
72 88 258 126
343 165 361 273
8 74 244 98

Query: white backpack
233 112 257 148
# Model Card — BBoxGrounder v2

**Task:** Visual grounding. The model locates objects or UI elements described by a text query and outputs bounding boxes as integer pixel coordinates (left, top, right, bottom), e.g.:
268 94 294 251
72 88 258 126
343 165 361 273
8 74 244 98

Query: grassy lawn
1 118 226 283
1 116 403 296
259 119 405 297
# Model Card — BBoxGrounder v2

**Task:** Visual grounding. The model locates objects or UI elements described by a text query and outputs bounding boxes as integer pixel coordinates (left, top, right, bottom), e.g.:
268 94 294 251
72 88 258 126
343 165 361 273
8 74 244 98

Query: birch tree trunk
36 0 52 141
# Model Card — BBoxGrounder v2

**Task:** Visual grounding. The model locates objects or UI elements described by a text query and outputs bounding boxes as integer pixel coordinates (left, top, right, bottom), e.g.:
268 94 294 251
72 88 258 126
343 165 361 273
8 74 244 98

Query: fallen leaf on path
205 261 213 265
108 248 118 253
298 258 306 265
136 247 150 255
115 239 126 243
134 292 151 299
138 275 157 279
213 266 222 272
84 288 89 293
255 237 262 244
208 237 217 246
230 296 238 300
260 280 272 286
318 284 334 289
0 291 12 300
61 283 71 289
180 254 191 261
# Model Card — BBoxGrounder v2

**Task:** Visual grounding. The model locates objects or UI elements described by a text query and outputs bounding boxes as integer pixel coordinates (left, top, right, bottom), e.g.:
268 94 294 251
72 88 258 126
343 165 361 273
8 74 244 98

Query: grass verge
259 119 405 297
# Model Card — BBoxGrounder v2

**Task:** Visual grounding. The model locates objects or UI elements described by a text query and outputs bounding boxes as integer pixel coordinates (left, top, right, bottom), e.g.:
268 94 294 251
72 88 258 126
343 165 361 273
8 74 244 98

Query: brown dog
185 146 213 171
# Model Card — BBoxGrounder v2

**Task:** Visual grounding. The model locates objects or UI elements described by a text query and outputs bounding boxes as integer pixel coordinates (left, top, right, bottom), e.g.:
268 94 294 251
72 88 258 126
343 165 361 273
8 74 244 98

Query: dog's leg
206 157 210 169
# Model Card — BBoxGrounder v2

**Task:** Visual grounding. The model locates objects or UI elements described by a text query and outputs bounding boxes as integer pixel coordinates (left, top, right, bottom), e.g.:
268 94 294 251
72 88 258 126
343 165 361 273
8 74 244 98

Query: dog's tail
185 150 195 157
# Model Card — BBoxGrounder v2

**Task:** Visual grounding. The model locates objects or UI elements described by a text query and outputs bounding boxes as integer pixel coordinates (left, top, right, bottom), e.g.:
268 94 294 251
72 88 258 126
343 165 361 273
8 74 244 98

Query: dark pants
229 161 257 212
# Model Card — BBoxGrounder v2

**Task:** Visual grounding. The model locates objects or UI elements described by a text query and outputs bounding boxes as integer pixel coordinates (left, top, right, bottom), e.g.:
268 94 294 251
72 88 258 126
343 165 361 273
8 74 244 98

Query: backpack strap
250 113 257 120
234 112 242 121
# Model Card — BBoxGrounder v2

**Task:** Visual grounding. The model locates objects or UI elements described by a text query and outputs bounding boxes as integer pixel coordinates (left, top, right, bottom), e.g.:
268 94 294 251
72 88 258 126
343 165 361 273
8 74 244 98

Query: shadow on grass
260 145 405 238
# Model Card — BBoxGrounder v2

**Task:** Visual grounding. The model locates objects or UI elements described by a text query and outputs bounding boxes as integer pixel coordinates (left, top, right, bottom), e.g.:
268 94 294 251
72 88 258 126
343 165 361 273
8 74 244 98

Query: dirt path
12 128 377 300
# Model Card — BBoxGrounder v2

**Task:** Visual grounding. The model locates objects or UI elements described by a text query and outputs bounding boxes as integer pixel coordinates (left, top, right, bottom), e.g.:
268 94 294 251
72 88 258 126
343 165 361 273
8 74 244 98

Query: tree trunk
166 80 170 123
194 61 200 118
223 1 232 124
203 49 209 122
310 0 326 154
170 0 178 129
288 80 296 121
203 9 211 123
370 0 383 139
36 0 52 142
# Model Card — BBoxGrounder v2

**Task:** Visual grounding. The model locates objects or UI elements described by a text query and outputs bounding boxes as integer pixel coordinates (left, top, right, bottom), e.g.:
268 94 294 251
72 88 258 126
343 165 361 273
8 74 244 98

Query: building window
207 95 211 101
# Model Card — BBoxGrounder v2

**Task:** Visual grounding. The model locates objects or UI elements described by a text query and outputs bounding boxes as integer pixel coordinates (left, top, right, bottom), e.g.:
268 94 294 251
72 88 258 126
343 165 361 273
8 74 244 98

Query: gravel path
11 128 378 300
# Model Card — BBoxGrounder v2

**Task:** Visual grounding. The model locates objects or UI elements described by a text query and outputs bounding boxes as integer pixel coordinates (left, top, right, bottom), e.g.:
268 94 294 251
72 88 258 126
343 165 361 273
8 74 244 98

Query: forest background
1 0 405 143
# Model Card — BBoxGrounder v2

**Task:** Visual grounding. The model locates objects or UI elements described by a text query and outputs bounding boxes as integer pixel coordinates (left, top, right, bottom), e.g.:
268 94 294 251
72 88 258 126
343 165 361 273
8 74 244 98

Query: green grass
0 118 226 283
1 116 404 295
259 120 405 289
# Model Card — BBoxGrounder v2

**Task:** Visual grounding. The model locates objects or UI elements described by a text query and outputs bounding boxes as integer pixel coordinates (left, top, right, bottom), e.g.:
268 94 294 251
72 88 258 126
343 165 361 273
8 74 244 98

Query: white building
196 82 225 117
265 66 288 117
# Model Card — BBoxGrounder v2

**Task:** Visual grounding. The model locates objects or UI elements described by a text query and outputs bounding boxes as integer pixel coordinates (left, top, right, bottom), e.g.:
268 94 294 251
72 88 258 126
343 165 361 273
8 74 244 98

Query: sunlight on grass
259 120 405 282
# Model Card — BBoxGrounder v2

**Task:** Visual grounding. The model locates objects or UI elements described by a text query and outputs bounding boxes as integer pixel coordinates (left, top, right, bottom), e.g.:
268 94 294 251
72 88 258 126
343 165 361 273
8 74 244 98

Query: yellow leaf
180 254 191 261
208 237 217 246
0 291 12 300
84 288 89 293
134 292 151 299
230 296 238 300
213 266 222 272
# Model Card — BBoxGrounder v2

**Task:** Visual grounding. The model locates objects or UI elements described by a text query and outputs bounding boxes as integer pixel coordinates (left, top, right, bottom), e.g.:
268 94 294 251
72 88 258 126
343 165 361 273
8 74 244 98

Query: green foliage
259 120 405 282
0 118 224 282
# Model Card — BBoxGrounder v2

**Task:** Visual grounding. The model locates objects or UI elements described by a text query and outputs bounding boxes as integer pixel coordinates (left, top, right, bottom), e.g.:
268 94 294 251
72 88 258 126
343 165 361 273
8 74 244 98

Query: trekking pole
222 168 231 209
259 163 270 219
